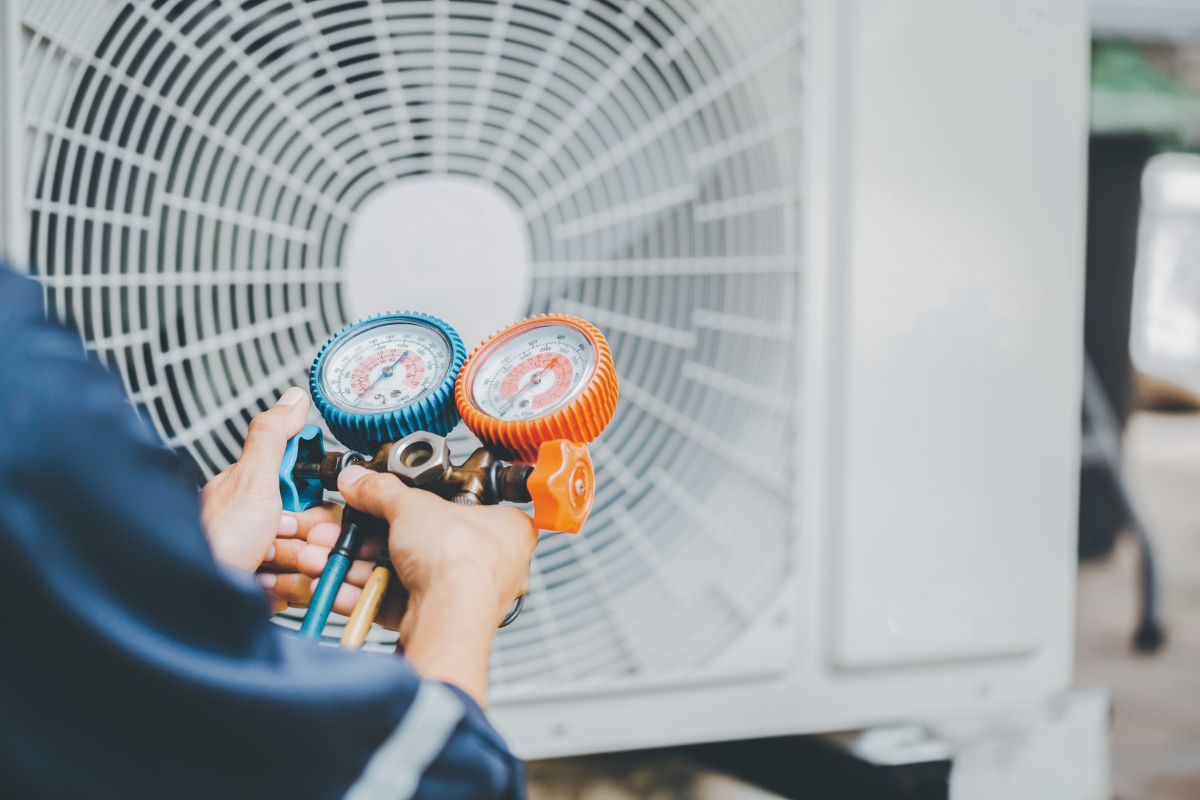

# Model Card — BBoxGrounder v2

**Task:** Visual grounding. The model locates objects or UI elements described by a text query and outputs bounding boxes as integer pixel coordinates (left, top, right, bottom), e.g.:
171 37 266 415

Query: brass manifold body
292 430 549 639
293 430 535 507
288 426 594 640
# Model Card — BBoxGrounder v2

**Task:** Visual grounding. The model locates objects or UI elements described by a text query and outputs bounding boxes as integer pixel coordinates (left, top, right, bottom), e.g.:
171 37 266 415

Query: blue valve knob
279 424 326 512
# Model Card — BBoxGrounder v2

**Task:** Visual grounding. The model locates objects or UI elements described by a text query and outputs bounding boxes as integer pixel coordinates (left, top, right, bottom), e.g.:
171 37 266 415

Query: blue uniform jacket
0 266 524 799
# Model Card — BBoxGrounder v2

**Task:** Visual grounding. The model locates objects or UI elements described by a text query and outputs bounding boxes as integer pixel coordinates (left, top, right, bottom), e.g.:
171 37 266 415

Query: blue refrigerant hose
298 552 352 639
298 507 382 640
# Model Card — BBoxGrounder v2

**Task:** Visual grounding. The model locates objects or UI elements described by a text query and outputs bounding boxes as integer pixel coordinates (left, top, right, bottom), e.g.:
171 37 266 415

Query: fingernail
276 387 305 406
257 573 277 590
341 464 370 487
278 515 298 535
265 545 276 562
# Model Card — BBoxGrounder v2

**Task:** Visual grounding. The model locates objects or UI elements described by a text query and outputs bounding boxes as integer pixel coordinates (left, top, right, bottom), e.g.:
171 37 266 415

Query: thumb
338 465 414 520
238 387 310 484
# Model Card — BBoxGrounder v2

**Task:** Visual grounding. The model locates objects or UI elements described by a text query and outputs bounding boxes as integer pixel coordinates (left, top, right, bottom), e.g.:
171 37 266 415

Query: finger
328 585 405 627
297 544 377 586
276 514 299 538
295 544 329 578
305 576 365 616
304 523 385 561
259 572 312 606
238 387 310 488
258 570 370 617
337 465 423 519
283 502 343 540
268 596 288 616
330 582 364 616
341 557 377 587
304 522 343 549
262 538 306 572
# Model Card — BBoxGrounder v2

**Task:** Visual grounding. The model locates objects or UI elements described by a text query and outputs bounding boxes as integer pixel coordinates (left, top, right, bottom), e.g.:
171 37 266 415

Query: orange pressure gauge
456 314 619 462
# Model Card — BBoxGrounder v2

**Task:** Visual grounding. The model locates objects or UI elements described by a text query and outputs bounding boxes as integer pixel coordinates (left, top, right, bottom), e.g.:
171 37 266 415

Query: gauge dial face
469 323 597 421
321 320 453 412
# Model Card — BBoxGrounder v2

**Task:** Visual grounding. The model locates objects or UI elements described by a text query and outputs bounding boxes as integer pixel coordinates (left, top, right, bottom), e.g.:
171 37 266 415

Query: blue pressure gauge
310 311 466 454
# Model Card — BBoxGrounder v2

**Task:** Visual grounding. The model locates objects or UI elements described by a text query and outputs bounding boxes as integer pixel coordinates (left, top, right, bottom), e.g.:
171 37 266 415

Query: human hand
288 517 408 627
255 501 347 616
294 466 537 702
201 387 312 573
293 468 538 632
334 466 538 632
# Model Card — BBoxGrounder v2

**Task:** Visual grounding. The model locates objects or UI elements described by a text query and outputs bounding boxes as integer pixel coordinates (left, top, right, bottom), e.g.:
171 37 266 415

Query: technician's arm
333 466 538 706
195 380 537 707
0 266 524 800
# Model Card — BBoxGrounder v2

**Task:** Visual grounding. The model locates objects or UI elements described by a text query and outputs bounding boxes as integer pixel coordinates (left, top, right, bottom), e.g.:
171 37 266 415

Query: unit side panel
830 0 1087 668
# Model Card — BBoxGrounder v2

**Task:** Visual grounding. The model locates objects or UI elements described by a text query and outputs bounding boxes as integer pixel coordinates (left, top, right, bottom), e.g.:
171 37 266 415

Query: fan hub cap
342 176 531 350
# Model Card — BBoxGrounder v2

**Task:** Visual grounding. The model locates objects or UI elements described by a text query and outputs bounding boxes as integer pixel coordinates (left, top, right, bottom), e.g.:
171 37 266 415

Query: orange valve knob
527 440 594 533
456 314 619 462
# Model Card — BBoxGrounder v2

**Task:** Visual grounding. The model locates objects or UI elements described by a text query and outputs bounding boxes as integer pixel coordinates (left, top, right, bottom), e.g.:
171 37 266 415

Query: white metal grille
13 0 803 694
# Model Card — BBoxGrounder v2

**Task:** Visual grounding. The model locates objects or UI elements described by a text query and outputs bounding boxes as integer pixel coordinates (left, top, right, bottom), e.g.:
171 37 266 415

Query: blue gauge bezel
310 311 466 453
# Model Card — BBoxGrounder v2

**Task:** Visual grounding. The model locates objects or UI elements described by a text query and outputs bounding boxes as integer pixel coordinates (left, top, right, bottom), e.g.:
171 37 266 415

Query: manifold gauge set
276 312 619 646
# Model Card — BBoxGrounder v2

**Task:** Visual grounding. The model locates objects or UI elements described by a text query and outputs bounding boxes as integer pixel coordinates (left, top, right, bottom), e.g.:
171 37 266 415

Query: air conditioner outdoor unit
0 0 1087 760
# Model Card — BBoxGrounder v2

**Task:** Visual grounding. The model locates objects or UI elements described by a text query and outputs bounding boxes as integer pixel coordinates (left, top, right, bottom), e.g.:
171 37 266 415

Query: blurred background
2 1 1200 798
1074 5 1200 799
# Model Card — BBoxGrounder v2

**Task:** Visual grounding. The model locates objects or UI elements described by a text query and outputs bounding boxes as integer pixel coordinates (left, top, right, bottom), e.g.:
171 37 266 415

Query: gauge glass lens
321 321 452 412
471 323 597 421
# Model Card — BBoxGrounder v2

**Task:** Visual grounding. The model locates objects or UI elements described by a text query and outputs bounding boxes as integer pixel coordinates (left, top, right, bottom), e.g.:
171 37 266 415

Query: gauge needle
357 350 408 401
498 356 559 418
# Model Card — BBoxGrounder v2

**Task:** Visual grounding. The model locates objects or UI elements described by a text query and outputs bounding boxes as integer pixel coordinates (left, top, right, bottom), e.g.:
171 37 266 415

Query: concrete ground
527 411 1200 799
1075 411 1200 800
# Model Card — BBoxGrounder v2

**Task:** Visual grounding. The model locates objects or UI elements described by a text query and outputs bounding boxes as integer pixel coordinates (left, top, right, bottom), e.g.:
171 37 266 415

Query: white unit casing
0 0 1087 759
499 0 1088 756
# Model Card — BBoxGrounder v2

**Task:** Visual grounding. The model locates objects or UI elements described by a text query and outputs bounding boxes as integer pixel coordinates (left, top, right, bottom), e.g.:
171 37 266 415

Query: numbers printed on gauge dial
321 321 452 412
471 323 596 421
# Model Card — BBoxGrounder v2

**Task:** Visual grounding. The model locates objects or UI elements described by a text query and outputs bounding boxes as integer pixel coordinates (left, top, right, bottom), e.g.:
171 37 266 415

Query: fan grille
15 0 804 693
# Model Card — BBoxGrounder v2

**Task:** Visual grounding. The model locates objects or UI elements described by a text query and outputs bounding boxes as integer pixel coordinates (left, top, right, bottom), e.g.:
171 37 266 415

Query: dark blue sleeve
0 267 523 799
416 685 528 798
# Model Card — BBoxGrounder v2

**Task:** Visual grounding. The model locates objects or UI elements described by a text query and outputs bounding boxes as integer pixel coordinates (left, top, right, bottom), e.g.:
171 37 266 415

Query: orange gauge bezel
456 313 619 462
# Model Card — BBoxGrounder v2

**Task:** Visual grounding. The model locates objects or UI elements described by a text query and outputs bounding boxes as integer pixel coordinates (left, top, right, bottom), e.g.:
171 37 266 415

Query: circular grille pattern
17 0 804 692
